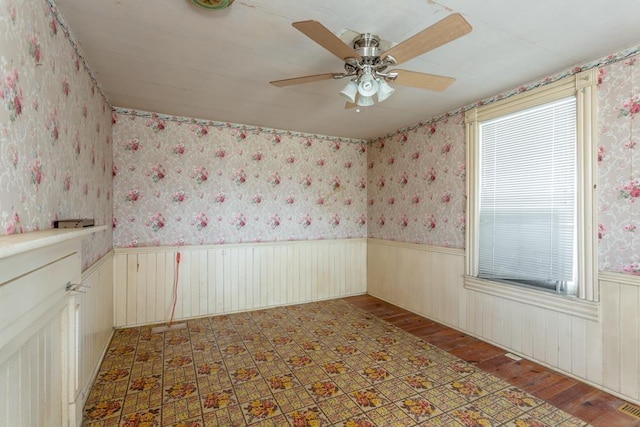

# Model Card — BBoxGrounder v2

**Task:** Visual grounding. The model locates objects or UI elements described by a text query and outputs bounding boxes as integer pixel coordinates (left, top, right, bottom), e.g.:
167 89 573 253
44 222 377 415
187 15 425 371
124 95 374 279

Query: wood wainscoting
73 251 114 424
367 238 640 406
0 238 113 427
113 238 367 328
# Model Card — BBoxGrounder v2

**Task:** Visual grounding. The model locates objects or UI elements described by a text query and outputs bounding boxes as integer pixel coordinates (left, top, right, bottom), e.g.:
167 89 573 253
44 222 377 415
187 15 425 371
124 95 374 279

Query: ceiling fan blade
391 69 455 92
381 13 471 65
270 73 337 87
292 20 362 61
345 102 357 109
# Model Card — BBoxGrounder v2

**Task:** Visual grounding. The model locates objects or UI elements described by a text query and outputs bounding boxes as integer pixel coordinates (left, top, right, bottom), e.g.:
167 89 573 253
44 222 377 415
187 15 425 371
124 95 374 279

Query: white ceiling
54 0 640 140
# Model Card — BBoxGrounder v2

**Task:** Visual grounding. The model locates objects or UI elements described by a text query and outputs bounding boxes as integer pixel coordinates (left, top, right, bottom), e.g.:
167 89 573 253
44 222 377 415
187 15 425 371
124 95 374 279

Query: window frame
464 69 599 320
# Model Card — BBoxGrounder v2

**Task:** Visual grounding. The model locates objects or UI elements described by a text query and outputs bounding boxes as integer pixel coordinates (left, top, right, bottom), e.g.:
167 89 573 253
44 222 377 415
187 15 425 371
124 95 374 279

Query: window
464 70 599 316
478 97 577 295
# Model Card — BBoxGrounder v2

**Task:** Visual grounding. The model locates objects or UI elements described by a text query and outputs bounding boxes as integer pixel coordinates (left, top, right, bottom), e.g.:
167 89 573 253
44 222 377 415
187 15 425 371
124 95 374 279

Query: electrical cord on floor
167 251 181 328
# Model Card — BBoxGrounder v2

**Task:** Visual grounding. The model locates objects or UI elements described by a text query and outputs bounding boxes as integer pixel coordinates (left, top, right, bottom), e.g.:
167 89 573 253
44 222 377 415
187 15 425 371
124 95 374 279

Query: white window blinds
478 96 577 293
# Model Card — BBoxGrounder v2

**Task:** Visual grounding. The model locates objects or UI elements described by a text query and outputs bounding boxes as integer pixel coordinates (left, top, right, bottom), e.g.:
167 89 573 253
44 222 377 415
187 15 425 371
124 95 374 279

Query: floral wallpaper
112 111 368 247
0 0 113 269
366 115 466 248
598 56 640 274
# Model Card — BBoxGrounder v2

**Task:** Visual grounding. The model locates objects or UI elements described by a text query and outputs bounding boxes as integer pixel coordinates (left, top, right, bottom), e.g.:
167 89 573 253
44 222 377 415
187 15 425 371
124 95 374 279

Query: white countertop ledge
0 225 108 260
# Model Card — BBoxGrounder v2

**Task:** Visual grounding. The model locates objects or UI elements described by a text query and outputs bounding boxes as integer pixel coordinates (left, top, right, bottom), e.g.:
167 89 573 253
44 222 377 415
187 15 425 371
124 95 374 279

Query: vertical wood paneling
619 283 639 399
308 244 316 301
356 242 366 295
275 246 287 305
1 304 66 427
443 255 460 327
206 250 217 313
501 302 513 350
404 248 421 314
290 246 299 303
239 247 249 310
521 304 535 356
508 301 522 353
557 313 572 373
602 280 621 392
532 307 547 362
23 337 34 427
472 292 484 337
155 253 167 322
415 250 428 316
198 250 208 316
179 250 191 319
265 246 275 306
317 245 326 300
481 294 493 341
145 254 157 323
185 251 197 317
491 296 504 346
114 253 127 327
366 243 380 297
126 254 137 324
75 253 114 424
544 310 559 367
137 253 148 324
310 244 319 302
251 248 260 310
585 315 603 385
326 244 334 299
228 249 238 312
571 316 587 379
215 249 225 314
113 239 366 327
436 254 449 322
6 356 19 426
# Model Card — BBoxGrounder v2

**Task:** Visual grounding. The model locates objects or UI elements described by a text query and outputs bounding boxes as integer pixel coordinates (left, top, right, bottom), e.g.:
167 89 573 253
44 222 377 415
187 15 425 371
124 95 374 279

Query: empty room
1 0 640 426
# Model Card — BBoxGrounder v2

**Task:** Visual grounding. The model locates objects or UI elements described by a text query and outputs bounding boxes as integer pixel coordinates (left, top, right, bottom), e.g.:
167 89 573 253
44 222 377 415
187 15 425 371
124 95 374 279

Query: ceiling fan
270 13 472 109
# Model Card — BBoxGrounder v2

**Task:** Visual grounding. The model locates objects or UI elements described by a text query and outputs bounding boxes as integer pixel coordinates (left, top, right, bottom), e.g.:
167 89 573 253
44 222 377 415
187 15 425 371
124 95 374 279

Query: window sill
463 275 599 321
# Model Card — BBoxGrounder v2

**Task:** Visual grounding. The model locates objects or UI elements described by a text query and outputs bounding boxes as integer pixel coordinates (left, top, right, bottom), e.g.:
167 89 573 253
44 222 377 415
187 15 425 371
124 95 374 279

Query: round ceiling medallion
190 0 234 10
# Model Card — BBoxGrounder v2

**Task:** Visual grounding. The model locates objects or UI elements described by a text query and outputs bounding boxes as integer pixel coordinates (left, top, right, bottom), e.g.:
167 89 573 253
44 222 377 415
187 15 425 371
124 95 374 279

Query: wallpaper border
113 108 368 144
46 0 110 106
373 44 640 141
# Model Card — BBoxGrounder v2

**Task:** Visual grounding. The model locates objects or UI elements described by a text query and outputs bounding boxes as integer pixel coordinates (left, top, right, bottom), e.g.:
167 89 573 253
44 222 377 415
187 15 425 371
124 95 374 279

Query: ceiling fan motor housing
353 34 381 62
345 33 394 78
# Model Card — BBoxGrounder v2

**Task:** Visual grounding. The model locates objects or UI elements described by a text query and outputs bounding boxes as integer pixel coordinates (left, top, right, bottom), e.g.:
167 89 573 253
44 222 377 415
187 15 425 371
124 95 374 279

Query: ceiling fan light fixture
357 73 379 97
339 80 358 103
356 94 375 107
376 79 395 103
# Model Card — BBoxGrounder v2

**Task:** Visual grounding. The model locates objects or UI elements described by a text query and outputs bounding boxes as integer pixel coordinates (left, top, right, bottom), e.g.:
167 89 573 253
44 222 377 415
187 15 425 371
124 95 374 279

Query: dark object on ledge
54 219 95 229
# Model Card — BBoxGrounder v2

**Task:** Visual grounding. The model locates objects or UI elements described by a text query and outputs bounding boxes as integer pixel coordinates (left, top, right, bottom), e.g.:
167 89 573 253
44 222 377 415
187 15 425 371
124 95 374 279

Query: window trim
464 69 599 311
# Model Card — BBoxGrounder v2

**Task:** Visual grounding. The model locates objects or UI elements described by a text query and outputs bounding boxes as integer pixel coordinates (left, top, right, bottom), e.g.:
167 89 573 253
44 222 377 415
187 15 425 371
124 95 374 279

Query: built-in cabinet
0 227 113 427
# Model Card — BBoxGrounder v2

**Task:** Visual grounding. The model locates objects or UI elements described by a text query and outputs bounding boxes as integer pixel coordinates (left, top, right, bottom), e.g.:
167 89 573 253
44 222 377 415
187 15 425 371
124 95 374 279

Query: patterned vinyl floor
82 299 590 426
